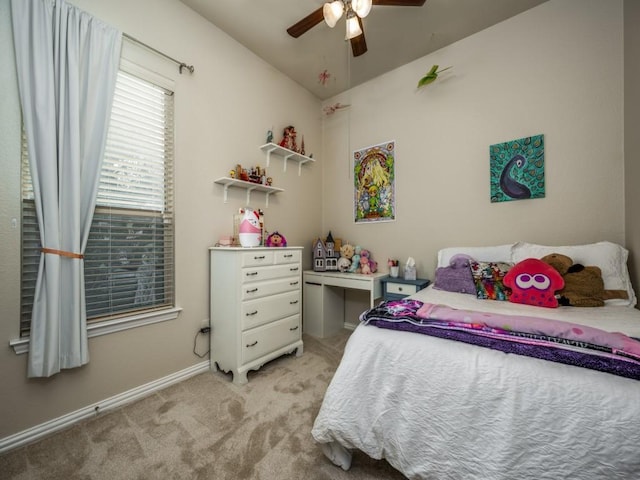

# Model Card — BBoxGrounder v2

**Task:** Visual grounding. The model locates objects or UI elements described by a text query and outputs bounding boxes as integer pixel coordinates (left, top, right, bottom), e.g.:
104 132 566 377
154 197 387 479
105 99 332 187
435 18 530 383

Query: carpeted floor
1 330 406 479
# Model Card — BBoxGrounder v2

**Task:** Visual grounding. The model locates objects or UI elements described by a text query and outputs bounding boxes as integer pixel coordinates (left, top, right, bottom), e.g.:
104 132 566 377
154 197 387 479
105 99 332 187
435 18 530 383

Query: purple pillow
433 254 477 295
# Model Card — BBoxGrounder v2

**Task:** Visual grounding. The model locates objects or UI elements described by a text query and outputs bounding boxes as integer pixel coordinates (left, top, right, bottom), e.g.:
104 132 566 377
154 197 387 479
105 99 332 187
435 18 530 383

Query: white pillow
437 244 515 269
511 241 636 307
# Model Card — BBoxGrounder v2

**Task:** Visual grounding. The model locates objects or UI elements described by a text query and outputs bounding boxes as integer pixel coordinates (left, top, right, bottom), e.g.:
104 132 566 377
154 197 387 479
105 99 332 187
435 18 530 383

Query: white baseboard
0 360 210 454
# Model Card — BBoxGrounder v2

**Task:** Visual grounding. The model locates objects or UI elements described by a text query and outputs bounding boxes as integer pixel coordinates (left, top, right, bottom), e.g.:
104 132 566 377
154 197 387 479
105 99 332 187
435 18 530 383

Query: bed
311 242 640 480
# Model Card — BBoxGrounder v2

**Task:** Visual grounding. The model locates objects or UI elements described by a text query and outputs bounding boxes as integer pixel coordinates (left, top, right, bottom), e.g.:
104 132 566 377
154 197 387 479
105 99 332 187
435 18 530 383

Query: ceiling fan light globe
323 1 344 28
353 0 372 18
345 15 362 39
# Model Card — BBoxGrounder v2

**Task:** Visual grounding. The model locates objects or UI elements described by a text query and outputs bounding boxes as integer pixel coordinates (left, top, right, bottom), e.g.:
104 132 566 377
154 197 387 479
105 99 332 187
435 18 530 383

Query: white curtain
11 0 122 377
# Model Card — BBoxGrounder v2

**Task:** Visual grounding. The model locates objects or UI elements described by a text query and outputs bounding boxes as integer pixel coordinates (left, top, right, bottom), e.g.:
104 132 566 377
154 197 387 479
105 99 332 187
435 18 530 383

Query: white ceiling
179 0 548 100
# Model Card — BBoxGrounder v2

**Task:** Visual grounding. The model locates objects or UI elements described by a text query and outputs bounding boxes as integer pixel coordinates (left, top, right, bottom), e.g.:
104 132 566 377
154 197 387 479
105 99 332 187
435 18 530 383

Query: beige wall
625 0 640 296
0 0 632 444
321 0 624 281
0 0 322 439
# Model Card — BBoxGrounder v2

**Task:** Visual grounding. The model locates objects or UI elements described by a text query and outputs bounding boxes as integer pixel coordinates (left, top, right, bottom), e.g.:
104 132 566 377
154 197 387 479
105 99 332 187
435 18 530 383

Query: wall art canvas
353 140 396 223
490 134 545 203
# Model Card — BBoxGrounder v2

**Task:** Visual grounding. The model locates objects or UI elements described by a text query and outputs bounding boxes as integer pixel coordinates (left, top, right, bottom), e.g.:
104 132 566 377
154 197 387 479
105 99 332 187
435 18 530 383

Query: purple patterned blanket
359 299 640 380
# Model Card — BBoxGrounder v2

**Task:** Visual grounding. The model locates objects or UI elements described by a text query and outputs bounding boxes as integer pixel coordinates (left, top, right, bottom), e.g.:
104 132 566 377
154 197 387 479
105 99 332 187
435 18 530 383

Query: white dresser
209 246 304 384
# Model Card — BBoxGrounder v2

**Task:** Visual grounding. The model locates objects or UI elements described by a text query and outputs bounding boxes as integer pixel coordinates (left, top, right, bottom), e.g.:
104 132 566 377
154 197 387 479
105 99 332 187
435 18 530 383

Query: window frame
13 59 181 354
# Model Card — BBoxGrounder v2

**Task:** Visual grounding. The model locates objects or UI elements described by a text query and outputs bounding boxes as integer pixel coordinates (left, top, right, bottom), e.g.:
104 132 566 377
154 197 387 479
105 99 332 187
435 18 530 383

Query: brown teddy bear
541 253 628 307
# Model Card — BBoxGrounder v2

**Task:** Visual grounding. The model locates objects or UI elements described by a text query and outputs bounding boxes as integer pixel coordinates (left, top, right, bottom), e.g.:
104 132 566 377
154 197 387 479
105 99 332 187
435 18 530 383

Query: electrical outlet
199 318 211 334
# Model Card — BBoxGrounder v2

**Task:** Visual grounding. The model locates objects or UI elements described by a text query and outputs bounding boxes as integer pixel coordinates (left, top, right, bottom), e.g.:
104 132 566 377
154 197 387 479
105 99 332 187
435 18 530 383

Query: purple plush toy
265 231 287 247
433 253 477 295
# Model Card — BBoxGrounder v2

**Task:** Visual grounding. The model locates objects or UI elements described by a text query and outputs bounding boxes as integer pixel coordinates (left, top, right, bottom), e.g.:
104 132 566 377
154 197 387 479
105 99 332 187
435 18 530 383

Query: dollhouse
312 231 340 272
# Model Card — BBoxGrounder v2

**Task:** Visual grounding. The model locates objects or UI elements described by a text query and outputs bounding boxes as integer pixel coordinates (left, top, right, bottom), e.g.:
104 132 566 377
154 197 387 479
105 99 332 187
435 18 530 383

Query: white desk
302 270 387 338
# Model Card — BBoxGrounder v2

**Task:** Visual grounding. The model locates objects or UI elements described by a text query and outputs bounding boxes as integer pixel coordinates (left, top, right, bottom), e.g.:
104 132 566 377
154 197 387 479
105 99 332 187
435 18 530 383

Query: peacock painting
490 134 545 203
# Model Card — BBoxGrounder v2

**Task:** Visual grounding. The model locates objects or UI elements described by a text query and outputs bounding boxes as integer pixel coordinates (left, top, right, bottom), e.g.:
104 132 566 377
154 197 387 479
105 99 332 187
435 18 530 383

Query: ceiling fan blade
372 0 426 6
287 7 324 38
351 22 368 57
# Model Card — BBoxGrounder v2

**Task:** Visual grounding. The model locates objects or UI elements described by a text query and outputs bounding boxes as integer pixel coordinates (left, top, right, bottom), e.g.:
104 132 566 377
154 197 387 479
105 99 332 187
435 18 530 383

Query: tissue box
404 266 416 281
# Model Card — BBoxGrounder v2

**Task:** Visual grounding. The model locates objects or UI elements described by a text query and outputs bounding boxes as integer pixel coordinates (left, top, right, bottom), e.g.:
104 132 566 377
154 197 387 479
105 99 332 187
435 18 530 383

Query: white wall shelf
259 142 315 176
214 177 283 207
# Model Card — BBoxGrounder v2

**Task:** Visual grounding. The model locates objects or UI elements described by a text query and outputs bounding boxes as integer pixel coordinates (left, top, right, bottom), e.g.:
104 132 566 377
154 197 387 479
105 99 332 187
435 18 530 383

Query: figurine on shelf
266 128 273 144
279 125 298 152
249 166 261 184
266 177 273 186
300 135 306 156
231 164 268 183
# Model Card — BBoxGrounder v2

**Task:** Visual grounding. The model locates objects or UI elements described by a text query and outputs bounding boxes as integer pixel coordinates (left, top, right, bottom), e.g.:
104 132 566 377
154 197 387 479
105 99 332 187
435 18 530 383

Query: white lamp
345 11 362 39
352 0 372 18
323 1 345 28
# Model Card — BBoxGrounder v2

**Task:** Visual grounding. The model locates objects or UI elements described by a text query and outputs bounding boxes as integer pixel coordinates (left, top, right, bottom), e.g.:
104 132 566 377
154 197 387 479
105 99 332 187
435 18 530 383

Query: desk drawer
242 315 301 364
386 282 419 295
314 275 371 291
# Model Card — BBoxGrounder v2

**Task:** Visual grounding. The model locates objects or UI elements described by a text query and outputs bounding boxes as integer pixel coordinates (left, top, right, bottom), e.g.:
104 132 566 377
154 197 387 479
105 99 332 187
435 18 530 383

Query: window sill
9 307 182 355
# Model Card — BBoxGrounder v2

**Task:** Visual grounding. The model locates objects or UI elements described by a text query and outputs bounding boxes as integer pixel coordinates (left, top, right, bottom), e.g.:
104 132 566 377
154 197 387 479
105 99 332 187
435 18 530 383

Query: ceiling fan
287 0 427 57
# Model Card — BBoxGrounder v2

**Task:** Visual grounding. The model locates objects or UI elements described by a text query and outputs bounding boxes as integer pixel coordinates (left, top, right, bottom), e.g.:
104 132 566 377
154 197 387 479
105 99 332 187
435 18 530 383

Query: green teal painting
354 141 395 223
490 134 545 203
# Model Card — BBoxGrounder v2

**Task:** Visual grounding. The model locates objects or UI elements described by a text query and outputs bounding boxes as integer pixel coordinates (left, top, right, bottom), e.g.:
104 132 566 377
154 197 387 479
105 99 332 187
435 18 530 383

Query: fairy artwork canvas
353 141 396 224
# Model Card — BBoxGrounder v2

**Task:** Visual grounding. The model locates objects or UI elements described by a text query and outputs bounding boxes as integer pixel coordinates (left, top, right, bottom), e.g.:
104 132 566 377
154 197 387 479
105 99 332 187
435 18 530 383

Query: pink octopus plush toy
503 257 565 308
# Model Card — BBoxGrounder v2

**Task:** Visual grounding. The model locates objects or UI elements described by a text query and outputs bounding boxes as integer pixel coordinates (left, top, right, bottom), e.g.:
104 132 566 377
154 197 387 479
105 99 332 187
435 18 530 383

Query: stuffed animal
340 243 354 260
358 249 378 275
348 246 362 273
337 257 351 272
338 243 354 272
541 253 628 307
503 257 564 308
360 255 371 274
265 231 286 247
369 258 378 273
433 254 477 295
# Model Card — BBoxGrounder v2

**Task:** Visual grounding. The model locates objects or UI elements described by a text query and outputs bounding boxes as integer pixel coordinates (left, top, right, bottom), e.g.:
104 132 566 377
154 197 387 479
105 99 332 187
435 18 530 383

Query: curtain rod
123 33 194 75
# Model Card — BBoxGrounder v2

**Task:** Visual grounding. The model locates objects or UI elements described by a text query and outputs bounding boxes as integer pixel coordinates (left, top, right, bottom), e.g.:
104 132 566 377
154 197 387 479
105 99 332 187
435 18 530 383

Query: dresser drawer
241 251 275 267
241 277 301 301
274 249 301 265
386 282 420 295
242 315 301 364
242 264 301 283
241 290 301 330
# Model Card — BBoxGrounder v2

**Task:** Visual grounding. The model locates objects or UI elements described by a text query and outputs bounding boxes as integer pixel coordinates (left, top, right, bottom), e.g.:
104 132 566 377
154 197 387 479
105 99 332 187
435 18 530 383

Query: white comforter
311 287 640 479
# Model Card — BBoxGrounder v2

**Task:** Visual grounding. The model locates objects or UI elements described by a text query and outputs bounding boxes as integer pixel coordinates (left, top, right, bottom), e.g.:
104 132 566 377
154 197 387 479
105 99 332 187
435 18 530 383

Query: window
20 66 175 338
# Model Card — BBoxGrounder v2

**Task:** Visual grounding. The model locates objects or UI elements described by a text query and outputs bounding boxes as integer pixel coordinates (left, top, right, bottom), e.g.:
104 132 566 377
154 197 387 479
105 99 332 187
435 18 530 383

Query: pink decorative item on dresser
238 208 261 247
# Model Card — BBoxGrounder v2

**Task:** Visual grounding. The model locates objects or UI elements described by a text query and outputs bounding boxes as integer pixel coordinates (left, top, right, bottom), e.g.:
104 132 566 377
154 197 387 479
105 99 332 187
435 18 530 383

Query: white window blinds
20 68 175 337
